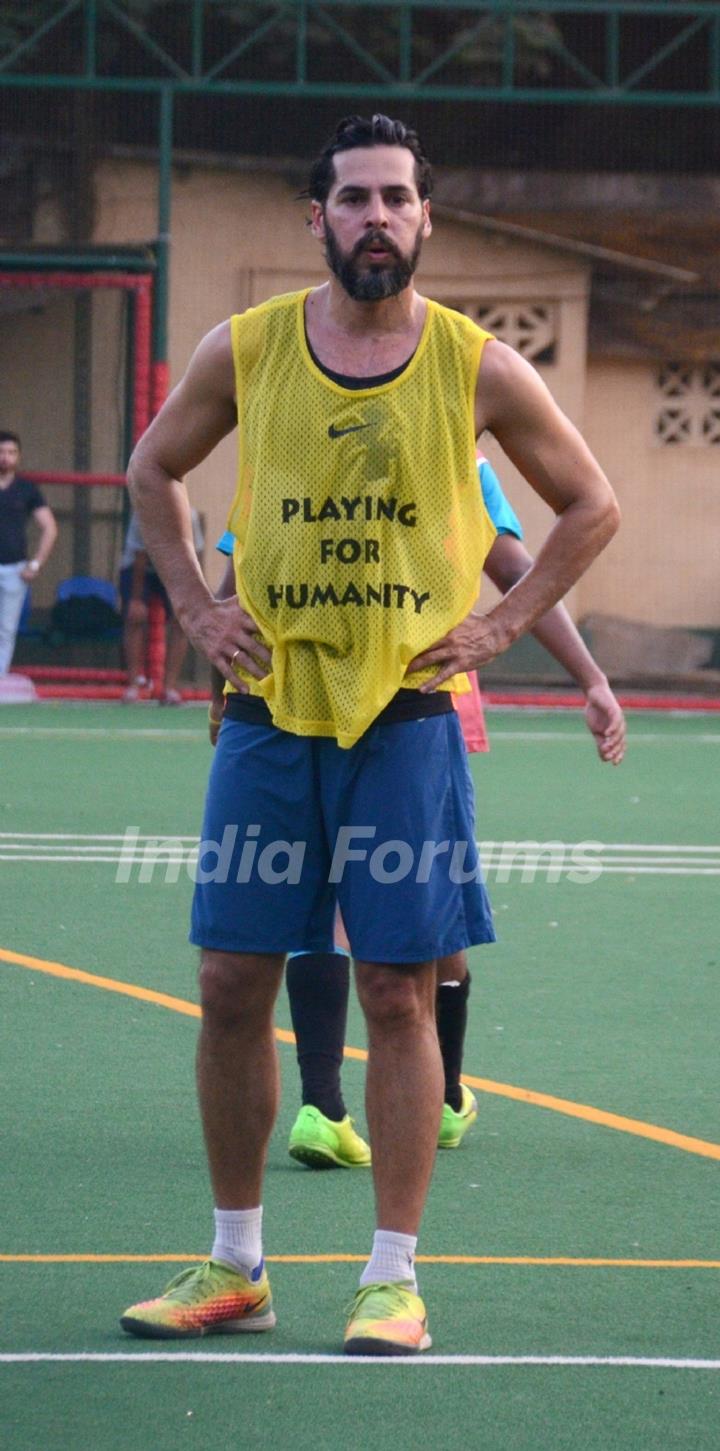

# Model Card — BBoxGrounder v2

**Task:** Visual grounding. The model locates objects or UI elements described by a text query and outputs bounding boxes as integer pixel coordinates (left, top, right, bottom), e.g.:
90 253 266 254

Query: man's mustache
352 231 402 262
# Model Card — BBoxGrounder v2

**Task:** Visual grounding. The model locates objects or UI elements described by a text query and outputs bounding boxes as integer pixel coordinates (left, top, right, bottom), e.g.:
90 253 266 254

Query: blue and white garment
476 454 523 540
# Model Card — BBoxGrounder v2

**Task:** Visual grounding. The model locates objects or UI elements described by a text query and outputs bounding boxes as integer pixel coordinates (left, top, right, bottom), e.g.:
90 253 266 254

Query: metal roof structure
2 2 720 107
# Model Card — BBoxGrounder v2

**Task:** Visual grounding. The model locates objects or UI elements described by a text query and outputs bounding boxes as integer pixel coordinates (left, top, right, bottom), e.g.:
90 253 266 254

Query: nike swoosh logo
328 423 372 439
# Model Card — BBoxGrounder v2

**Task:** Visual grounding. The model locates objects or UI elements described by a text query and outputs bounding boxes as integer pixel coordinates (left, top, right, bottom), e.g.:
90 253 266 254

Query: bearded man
120 114 619 1355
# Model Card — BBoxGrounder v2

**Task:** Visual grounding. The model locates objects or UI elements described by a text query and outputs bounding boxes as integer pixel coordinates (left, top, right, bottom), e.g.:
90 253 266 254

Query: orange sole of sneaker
344 1331 432 1356
119 1308 276 1338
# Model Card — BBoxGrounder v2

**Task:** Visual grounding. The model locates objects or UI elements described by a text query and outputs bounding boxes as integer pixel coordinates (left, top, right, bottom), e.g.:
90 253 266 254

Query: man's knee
356 962 436 1031
199 949 282 1028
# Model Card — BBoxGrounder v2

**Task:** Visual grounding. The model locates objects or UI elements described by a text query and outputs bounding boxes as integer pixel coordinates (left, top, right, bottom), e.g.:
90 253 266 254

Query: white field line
2 859 720 877
1 836 720 874
7 863 718 875
1 1352 719 1369
0 833 199 840
1 836 719 853
0 727 204 740
1 841 720 847
0 835 197 847
8 850 720 863
489 731 720 743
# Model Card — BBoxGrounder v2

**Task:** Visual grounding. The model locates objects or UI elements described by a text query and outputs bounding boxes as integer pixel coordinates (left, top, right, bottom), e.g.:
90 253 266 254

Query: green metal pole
83 0 97 78
606 9 619 88
152 85 173 412
399 4 412 85
191 0 204 78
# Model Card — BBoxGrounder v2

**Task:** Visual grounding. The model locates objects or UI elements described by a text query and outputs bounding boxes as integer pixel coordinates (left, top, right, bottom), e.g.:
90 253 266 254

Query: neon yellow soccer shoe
288 1105 371 1168
120 1258 275 1339
437 1083 478 1149
344 1282 431 1356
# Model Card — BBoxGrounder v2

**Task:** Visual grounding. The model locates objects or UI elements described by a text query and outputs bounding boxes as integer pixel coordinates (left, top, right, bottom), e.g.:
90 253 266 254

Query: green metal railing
1 1 719 106
3 2 716 387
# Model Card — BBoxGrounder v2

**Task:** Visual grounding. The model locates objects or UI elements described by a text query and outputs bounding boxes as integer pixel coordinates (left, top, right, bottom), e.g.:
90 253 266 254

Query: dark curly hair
307 114 433 205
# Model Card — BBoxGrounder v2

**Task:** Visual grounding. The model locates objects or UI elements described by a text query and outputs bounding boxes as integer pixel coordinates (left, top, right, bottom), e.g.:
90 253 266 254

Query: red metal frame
2 266 161 691
0 270 153 447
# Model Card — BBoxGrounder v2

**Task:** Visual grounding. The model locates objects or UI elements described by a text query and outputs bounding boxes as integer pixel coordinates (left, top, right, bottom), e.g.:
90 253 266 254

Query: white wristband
26 559 40 575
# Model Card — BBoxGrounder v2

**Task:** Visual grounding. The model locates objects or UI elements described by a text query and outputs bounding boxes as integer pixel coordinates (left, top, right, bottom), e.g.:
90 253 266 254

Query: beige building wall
583 361 720 628
5 155 716 633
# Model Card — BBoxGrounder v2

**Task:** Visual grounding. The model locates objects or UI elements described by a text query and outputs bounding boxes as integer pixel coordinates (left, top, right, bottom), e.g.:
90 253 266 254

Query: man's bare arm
127 322 269 686
412 342 620 687
485 533 626 764
21 505 58 580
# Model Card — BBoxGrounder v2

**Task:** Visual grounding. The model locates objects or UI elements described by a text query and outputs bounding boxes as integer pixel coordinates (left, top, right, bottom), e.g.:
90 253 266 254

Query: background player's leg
436 951 477 1148
286 951 371 1167
286 951 350 1119
161 613 188 703
436 950 470 1110
0 564 28 676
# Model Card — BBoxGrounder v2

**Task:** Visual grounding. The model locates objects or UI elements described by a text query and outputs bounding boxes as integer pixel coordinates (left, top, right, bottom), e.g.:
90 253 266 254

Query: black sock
436 972 471 1112
285 952 350 1121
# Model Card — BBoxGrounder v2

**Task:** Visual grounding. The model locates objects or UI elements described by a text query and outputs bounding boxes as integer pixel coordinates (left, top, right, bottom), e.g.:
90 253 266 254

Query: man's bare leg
436 949 468 987
162 615 189 700
354 959 443 1235
197 948 285 1207
120 948 284 1337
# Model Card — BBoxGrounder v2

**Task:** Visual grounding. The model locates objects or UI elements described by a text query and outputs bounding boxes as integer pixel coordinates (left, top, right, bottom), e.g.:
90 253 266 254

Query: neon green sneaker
344 1282 431 1356
120 1258 275 1339
288 1105 371 1168
438 1083 478 1149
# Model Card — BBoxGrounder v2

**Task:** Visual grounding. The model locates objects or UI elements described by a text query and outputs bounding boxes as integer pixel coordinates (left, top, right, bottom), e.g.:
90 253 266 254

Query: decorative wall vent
463 303 557 364
655 363 720 446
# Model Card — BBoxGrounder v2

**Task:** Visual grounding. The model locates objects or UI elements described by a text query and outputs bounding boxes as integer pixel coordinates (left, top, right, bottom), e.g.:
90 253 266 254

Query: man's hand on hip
185 595 272 692
409 610 508 691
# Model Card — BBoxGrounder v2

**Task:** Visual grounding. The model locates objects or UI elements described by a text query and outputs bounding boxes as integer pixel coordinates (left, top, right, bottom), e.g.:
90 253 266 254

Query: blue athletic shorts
190 712 495 963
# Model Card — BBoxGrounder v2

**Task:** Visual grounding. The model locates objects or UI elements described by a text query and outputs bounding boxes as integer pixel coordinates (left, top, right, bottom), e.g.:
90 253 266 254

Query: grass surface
1 703 718 1449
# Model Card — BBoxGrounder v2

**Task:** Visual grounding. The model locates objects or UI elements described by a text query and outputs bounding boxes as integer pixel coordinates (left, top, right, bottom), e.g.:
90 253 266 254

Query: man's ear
422 199 432 239
310 200 326 240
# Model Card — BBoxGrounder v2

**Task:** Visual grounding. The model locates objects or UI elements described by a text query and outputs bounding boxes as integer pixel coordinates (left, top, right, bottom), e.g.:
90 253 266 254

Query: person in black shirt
0 431 57 676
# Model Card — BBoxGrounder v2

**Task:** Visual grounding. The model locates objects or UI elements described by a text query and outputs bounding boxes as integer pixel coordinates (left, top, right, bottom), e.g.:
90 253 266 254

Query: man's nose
364 194 390 228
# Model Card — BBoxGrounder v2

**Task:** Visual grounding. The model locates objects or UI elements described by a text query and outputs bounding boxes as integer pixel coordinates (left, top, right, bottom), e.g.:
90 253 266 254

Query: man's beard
324 219 424 302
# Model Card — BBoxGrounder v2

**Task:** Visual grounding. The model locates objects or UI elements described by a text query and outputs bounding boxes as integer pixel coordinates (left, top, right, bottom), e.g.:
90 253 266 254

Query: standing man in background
119 507 204 703
0 430 57 678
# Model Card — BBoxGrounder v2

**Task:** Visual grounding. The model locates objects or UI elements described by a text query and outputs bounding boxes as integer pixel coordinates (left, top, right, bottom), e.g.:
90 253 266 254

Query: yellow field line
3 945 720 1162
1 1253 719 1268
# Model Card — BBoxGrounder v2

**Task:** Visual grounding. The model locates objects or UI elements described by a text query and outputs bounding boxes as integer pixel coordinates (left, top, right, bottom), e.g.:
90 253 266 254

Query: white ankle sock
211 1207 264 1277
360 1230 418 1290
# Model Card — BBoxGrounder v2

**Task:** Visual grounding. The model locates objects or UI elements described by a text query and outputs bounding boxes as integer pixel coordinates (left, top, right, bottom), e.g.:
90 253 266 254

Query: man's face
312 145 431 302
0 440 20 475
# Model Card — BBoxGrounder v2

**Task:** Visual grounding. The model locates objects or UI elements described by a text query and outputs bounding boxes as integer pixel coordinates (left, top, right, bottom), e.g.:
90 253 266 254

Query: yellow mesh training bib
227 289 496 748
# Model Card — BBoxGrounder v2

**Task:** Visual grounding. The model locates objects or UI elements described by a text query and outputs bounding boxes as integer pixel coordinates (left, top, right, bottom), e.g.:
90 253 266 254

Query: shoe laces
161 1260 232 1303
346 1281 417 1319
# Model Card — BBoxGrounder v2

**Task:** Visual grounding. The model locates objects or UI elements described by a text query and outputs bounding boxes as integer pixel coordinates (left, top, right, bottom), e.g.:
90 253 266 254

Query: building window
654 363 720 445
462 302 557 363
